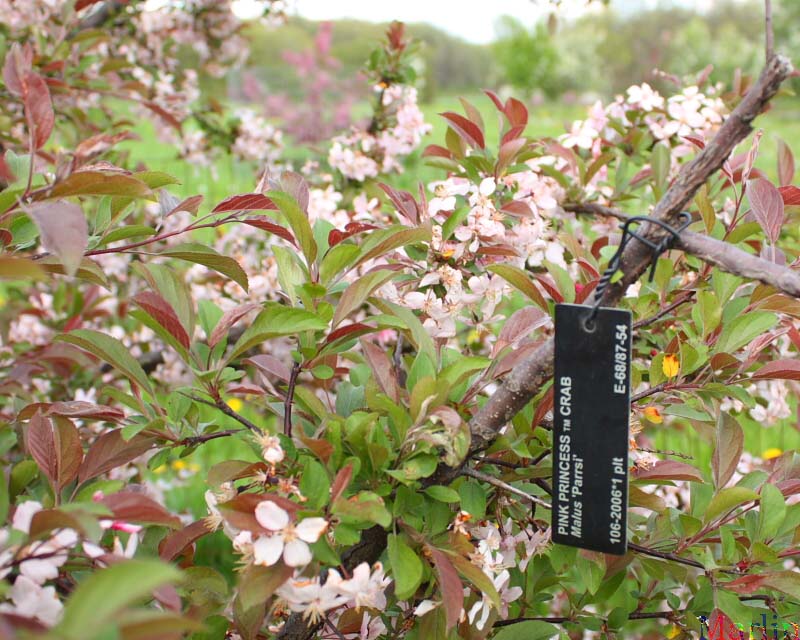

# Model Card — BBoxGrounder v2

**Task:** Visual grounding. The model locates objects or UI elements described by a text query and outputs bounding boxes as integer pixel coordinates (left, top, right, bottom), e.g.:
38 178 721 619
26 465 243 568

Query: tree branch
566 202 800 298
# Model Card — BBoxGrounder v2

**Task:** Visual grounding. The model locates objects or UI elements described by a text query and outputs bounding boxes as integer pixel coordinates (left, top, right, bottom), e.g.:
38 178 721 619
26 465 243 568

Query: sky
232 0 717 44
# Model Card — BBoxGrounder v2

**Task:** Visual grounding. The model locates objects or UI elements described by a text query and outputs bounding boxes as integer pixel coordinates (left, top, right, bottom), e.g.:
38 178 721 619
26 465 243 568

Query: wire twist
585 212 692 329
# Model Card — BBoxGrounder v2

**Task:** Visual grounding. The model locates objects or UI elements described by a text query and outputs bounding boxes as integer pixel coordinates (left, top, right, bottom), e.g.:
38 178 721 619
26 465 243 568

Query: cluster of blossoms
329 85 431 181
0 498 143 626
563 82 727 153
377 170 564 340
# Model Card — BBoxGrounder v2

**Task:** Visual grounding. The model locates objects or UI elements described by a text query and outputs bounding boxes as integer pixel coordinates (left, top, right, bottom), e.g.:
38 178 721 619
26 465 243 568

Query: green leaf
332 491 391 527
56 330 155 397
268 191 317 266
57 559 182 639
160 243 249 291
355 225 430 267
424 485 461 503
47 172 153 199
704 487 759 524
458 480 486 519
712 412 743 489
714 311 777 354
228 303 328 361
757 483 786 541
298 458 330 510
273 244 307 305
487 263 548 311
493 620 560 640
319 244 360 285
387 534 423 600
332 268 397 328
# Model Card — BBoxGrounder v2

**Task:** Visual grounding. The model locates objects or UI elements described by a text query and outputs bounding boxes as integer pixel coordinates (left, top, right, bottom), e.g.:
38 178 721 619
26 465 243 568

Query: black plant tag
552 303 631 555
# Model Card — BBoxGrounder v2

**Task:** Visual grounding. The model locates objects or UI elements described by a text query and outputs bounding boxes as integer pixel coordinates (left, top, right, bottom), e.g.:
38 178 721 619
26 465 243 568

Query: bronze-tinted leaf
711 412 743 489
100 491 181 528
747 178 785 244
208 302 260 348
159 520 211 561
632 460 704 483
440 111 485 149
25 201 88 277
213 193 277 213
427 547 463 631
241 217 297 246
360 339 400 402
751 359 800 381
133 291 191 350
78 431 156 484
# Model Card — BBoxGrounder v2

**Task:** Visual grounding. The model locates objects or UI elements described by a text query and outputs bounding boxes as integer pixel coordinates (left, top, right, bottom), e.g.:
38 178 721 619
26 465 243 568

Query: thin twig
628 542 706 570
631 383 669 403
178 428 244 447
284 361 300 437
633 292 695 330
765 0 774 61
463 467 551 509
636 447 693 461
214 398 260 433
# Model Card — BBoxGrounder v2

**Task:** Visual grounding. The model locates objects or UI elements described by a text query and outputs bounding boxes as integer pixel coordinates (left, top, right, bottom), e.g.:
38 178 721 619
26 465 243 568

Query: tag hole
582 317 597 333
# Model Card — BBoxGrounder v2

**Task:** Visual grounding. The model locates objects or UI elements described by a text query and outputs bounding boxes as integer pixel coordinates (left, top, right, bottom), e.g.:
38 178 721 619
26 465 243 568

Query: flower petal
295 518 328 543
252 534 284 566
254 500 290 531
283 539 312 567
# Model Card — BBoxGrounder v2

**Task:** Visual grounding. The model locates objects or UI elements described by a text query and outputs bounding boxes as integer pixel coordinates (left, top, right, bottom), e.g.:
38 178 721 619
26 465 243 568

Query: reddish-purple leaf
78 431 156 484
74 132 138 162
500 125 526 146
212 193 277 213
244 354 292 383
360 339 400 402
777 138 795 187
440 111 485 150
751 359 800 381
209 302 260 348
747 178 785 244
500 199 534 218
427 547 463 631
683 135 706 150
711 413 743 489
142 101 182 132
166 194 204 217
330 464 353 504
2 43 32 96
378 183 419 224
242 216 297 246
27 412 58 489
133 291 191 350
504 97 528 128
633 460 704 482
496 307 549 351
779 185 800 206
421 145 453 159
483 89 505 112
497 138 528 174
278 171 309 213
25 201 88 277
23 72 54 149
100 491 181 528
18 401 124 422
328 222 378 247
159 520 212 561
27 413 83 492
